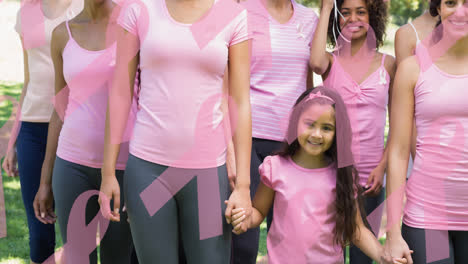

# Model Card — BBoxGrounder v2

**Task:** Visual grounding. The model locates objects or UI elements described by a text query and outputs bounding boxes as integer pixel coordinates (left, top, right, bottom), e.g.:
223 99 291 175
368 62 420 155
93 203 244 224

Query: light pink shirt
260 155 343 264
118 0 249 168
404 61 468 231
323 54 389 186
244 0 318 141
56 21 135 169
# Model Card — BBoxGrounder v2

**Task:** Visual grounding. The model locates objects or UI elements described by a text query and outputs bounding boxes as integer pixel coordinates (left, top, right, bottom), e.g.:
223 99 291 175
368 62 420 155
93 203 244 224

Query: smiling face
339 0 370 41
439 0 468 38
296 104 336 158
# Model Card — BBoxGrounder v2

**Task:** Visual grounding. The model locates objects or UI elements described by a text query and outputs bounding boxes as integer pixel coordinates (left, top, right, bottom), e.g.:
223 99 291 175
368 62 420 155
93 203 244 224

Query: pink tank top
323 53 389 186
56 21 134 170
403 58 468 231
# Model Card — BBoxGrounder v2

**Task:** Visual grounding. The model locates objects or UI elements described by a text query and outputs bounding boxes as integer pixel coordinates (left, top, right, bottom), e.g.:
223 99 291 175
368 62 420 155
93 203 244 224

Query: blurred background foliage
299 0 429 25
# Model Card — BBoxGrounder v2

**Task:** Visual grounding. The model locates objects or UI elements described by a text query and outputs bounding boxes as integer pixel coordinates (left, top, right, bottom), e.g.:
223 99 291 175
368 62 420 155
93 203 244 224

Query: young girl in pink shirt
228 87 408 264
309 0 396 262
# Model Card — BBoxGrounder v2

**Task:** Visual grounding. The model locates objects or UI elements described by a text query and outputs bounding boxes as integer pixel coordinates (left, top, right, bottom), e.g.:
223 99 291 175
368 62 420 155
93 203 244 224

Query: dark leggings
124 154 231 264
231 138 283 264
402 224 468 264
347 188 385 264
16 122 55 262
52 157 134 264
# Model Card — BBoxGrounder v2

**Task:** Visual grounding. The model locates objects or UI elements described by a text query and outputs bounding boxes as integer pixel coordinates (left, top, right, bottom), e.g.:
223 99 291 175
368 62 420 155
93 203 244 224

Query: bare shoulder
395 23 417 46
51 22 69 52
396 56 420 88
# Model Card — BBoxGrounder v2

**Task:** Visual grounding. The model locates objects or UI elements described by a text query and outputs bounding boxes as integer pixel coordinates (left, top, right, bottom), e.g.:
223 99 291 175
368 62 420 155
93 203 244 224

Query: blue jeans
16 122 55 262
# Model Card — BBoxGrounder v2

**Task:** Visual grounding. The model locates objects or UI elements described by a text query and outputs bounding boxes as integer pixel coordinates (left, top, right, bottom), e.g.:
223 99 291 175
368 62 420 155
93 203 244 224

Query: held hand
33 184 57 224
364 165 385 196
385 234 414 264
2 148 18 177
379 246 409 264
228 207 248 235
224 187 252 233
98 175 121 222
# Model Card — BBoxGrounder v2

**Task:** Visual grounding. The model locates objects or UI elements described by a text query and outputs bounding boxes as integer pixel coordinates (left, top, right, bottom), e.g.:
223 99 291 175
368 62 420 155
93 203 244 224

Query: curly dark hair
430 0 442 25
276 86 369 247
327 0 388 49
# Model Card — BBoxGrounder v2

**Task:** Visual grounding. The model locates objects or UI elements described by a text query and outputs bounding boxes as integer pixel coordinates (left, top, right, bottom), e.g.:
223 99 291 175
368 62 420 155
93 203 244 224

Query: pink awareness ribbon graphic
139 93 238 240
42 190 111 264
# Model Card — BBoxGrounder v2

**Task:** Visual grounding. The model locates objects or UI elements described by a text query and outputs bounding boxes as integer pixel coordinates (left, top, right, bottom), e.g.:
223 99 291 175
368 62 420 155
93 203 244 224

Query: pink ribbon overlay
20 0 46 50
0 1 466 264
43 190 111 264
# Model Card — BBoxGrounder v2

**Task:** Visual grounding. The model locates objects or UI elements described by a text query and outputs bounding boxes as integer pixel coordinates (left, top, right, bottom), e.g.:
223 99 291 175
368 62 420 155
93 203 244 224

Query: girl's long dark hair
277 87 368 247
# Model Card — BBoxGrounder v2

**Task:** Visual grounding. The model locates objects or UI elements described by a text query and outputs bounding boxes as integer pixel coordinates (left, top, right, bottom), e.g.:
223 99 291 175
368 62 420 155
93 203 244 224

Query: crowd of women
3 0 467 262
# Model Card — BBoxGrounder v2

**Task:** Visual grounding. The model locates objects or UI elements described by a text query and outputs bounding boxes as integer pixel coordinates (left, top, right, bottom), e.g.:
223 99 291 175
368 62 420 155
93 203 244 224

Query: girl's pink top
117 0 249 168
404 59 468 231
56 21 135 170
244 0 318 141
260 155 343 264
323 54 389 186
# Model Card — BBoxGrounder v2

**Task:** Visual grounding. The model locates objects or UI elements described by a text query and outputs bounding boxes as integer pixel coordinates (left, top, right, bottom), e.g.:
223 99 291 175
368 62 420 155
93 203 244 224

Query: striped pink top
243 0 318 141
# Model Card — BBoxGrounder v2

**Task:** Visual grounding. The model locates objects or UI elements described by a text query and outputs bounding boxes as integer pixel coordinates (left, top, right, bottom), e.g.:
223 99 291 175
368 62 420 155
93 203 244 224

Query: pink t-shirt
260 155 343 264
404 60 468 231
118 0 250 168
323 54 389 186
56 21 135 170
15 0 83 122
244 0 318 141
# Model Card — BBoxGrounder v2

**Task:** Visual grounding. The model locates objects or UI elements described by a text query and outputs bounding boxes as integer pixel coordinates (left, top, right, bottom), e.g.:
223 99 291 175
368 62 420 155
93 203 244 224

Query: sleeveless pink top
56 21 135 170
323 54 389 186
404 57 468 231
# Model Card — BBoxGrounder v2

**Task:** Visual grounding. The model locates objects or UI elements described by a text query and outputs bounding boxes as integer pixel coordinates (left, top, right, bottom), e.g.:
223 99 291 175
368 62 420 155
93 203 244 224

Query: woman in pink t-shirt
309 0 395 262
386 0 468 263
229 87 407 264
99 0 252 262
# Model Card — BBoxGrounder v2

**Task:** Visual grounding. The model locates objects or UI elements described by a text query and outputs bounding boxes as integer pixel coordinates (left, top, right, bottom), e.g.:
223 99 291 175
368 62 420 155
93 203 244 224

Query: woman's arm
224 39 252 228
364 55 396 196
394 26 418 160
100 25 139 222
231 182 275 234
309 0 334 76
33 24 69 224
385 56 420 264
352 203 407 264
2 37 29 177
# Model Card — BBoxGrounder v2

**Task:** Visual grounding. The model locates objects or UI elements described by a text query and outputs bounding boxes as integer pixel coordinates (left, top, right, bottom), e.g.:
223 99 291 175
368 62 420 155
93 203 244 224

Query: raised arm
33 24 69 224
309 0 334 76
